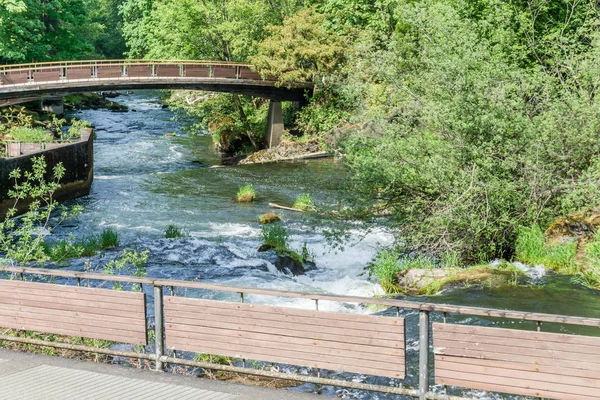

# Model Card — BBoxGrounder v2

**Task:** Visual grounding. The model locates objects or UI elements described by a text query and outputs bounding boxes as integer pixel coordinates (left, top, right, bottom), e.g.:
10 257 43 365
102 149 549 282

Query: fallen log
269 203 305 212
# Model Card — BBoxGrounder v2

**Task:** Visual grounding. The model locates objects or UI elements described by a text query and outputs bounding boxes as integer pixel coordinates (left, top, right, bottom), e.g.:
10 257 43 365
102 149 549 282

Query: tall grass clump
293 193 315 211
99 228 119 249
515 226 577 273
575 231 600 290
9 127 53 142
165 224 188 239
236 184 256 203
368 249 404 294
260 222 288 249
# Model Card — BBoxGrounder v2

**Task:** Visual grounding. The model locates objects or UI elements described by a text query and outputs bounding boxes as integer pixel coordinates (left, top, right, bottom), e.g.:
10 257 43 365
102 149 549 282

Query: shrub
165 224 188 239
236 184 256 203
99 228 119 249
66 119 91 139
293 193 316 211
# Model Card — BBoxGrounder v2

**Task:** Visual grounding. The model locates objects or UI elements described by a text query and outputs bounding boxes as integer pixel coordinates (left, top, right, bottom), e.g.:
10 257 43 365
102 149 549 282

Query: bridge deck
0 60 312 104
0 348 319 400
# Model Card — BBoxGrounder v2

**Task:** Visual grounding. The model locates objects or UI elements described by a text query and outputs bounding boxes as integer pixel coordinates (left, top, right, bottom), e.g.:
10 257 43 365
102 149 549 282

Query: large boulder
397 268 448 291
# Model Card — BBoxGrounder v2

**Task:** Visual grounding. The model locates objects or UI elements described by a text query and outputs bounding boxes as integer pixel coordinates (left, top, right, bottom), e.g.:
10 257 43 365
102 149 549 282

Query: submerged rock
258 213 281 224
260 249 316 276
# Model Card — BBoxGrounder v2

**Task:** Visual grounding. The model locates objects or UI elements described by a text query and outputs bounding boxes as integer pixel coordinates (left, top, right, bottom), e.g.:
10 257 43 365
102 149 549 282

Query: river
54 91 598 399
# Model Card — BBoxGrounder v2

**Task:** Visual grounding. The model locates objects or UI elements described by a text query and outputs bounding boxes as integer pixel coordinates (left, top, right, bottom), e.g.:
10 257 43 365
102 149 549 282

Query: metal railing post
154 284 165 372
418 310 430 400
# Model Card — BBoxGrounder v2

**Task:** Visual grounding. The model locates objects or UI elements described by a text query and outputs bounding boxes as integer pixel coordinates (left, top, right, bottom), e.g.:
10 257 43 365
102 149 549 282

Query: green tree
250 8 346 86
0 0 101 63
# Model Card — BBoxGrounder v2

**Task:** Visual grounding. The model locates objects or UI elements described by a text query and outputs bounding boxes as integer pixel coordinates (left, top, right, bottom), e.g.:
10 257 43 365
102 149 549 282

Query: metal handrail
1 265 598 327
0 59 254 74
0 265 598 400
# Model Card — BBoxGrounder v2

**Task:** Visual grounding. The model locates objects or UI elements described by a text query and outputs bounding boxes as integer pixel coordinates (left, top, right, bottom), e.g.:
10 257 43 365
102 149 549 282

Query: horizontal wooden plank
0 285 145 309
167 317 404 351
435 329 600 356
0 318 146 345
0 293 145 316
436 368 600 399
433 347 599 372
434 323 600 348
0 308 145 335
435 338 600 365
167 337 403 379
165 326 403 364
164 307 403 343
436 376 598 400
166 315 402 352
436 358 600 390
0 280 143 299
165 297 402 329
436 355 600 380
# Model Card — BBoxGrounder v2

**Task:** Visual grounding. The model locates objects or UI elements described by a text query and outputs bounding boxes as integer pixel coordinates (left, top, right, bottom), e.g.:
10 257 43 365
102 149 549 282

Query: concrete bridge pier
41 96 64 115
265 101 284 148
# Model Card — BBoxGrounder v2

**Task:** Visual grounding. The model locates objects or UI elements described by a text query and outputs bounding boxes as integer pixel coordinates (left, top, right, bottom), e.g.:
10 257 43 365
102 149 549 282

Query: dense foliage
0 0 126 63
3 0 600 266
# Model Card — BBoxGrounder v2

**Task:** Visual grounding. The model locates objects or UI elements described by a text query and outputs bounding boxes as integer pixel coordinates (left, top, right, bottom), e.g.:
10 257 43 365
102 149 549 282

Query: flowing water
52 91 599 399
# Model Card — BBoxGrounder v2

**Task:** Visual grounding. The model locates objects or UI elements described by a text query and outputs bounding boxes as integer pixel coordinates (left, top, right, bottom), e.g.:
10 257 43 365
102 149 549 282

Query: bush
293 193 316 211
237 184 256 203
99 228 119 249
165 224 188 239
66 119 91 139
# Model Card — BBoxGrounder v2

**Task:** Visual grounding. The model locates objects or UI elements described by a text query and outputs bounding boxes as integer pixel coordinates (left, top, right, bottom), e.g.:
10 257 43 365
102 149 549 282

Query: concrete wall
0 129 94 217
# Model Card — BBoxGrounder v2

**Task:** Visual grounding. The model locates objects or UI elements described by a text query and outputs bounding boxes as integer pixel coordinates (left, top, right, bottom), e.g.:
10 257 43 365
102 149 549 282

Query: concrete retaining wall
0 129 93 217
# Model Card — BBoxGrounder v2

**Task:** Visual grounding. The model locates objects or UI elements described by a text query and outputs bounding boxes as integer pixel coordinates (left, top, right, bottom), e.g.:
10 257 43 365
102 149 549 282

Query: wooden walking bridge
0 266 598 400
0 60 313 147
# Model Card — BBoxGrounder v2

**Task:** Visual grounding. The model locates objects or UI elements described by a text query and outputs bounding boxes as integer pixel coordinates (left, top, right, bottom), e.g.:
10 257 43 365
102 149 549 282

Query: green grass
236 184 256 202
419 264 525 295
43 229 120 264
261 223 288 249
8 127 53 142
368 249 404 294
165 224 188 239
574 231 600 290
515 225 577 273
99 228 119 249
293 193 316 211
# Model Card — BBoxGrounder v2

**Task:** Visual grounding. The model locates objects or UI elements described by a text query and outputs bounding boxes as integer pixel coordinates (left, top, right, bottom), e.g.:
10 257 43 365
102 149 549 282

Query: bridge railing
0 60 266 86
0 265 598 400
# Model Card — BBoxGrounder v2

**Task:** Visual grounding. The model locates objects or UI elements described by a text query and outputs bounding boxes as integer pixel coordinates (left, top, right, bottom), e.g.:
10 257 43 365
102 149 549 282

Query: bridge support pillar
265 101 284 148
41 96 64 115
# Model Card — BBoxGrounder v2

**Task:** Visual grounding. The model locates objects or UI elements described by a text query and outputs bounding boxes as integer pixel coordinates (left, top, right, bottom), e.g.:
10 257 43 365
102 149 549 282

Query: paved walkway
0 349 321 400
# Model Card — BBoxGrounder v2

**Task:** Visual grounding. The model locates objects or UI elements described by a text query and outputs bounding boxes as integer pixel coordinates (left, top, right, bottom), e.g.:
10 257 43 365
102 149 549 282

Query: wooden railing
0 265 598 400
0 60 268 86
